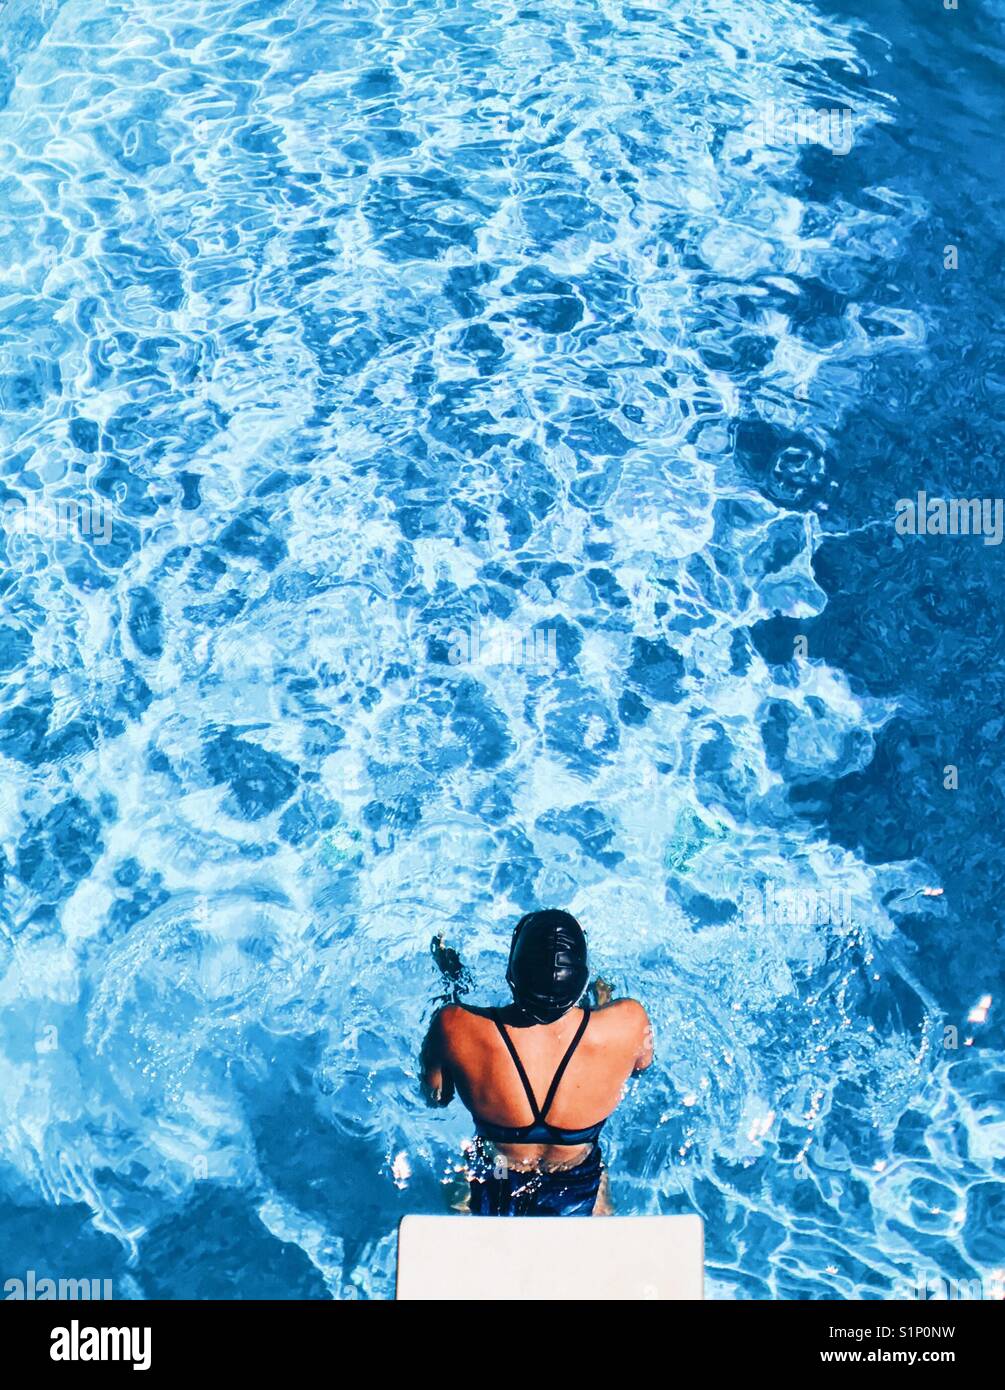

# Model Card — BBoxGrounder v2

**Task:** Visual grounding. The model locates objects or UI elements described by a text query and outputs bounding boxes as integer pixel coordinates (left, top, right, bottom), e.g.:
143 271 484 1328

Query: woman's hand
591 976 614 1008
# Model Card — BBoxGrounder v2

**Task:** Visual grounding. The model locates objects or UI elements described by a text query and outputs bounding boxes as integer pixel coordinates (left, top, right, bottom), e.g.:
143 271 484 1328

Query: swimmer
421 909 653 1216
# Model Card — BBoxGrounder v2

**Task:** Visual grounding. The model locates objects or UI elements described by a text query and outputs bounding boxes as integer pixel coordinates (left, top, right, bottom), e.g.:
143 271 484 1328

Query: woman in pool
421 909 653 1216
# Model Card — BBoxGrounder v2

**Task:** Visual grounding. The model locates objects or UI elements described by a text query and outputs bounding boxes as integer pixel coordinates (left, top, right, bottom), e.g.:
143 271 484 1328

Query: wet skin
421 988 653 1184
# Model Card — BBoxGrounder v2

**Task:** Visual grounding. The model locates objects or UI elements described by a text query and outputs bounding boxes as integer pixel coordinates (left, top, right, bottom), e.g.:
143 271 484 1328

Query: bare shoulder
437 1003 491 1046
437 1003 467 1037
593 997 650 1037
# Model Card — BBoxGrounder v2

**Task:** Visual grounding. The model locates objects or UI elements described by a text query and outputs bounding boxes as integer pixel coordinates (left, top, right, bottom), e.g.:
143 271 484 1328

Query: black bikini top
472 1005 607 1146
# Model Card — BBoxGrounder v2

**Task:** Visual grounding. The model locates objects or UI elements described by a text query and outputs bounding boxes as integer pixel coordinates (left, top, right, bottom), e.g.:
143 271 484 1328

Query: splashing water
0 0 1001 1299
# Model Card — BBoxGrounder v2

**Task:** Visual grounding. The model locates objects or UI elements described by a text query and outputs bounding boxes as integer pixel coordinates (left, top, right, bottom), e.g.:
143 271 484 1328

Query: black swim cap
506 910 589 1024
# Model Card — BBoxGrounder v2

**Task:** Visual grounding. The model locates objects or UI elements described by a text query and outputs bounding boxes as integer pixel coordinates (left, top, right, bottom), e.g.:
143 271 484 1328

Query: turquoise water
0 0 1002 1299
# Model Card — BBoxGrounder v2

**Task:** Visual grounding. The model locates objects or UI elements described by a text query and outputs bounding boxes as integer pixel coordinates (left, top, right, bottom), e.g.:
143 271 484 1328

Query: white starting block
396 1215 704 1300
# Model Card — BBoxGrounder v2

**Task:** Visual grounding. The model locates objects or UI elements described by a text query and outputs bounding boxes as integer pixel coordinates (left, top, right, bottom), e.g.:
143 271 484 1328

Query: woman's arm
618 998 654 1073
419 1006 456 1106
633 1004 655 1073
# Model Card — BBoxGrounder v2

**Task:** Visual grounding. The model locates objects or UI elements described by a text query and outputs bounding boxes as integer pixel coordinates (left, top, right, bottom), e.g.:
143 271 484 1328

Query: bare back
434 999 652 1171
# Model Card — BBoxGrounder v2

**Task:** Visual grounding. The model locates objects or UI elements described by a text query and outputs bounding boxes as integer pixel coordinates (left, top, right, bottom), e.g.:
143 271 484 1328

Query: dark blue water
0 0 1001 1300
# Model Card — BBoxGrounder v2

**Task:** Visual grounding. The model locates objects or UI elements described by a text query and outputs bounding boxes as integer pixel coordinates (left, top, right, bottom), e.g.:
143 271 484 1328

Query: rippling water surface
0 0 1002 1299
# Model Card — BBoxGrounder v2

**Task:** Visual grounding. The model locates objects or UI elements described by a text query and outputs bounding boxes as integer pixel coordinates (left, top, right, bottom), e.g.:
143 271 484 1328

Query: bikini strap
539 1006 591 1121
493 1014 542 1120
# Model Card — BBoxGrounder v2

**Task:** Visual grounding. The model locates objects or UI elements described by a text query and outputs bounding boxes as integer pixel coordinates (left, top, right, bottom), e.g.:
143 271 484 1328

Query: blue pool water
0 0 1002 1300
